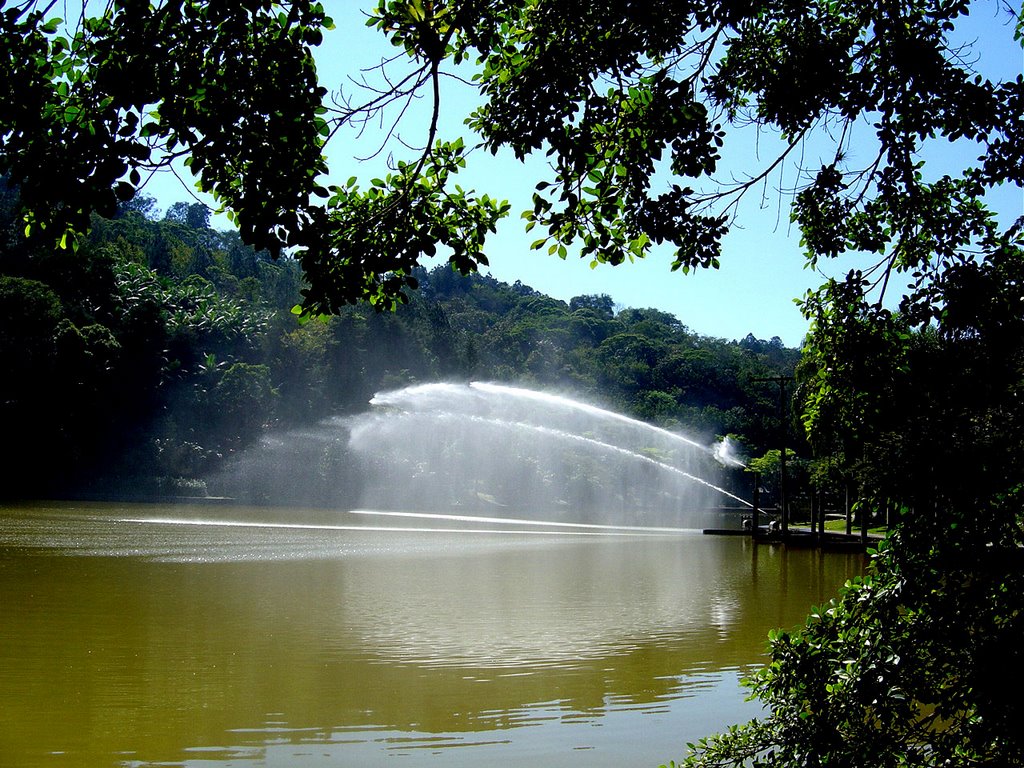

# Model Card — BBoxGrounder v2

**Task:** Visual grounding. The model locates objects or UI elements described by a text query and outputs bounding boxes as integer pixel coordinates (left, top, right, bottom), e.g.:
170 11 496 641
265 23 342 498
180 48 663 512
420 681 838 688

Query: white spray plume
713 436 747 468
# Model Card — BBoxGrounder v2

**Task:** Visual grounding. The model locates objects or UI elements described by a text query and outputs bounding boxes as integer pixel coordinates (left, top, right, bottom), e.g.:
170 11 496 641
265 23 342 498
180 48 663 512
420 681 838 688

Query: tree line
0 180 799 499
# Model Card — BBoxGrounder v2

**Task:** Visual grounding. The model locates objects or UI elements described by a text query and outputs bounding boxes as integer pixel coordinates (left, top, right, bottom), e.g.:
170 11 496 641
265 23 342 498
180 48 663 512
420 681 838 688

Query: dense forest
0 179 800 500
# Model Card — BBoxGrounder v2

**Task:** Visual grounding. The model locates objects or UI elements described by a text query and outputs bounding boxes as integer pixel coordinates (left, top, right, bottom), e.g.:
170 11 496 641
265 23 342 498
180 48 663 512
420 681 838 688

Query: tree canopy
2 0 1021 314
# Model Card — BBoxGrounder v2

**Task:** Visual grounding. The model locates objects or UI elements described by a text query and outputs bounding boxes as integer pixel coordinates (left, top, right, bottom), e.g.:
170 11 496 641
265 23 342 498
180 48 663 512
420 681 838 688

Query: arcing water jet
214 382 749 528
349 382 749 528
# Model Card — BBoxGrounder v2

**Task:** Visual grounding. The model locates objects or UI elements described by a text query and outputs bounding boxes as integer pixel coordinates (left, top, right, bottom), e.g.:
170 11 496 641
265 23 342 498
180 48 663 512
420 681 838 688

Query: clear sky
143 1 1023 348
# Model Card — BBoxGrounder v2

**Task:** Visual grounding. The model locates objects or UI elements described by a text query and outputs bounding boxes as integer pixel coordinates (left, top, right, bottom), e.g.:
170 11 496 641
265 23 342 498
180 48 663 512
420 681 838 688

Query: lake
0 502 864 768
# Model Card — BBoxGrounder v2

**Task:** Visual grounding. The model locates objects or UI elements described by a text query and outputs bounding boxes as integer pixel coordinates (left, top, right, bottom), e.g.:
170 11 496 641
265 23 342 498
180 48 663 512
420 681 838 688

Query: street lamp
754 376 792 538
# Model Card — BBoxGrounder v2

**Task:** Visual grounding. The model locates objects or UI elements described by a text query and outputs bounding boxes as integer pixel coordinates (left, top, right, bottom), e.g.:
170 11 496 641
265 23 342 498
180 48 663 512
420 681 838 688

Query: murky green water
0 502 863 768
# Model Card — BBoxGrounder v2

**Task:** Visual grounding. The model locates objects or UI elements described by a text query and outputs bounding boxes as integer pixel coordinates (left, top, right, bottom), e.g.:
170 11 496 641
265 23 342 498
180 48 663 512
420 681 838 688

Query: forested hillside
0 182 799 499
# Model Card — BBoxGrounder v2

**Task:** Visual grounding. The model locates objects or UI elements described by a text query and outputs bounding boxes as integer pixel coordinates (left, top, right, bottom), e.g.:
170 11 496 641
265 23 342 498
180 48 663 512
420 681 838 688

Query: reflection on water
0 502 863 768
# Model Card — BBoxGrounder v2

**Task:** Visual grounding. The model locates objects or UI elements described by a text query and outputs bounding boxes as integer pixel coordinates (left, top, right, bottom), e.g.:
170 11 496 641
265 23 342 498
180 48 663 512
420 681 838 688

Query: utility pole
754 376 793 537
751 471 760 536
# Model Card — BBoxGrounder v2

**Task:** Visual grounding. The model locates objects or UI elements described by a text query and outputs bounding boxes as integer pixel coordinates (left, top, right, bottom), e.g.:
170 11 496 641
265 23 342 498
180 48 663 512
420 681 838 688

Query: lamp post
754 375 793 538
751 470 760 536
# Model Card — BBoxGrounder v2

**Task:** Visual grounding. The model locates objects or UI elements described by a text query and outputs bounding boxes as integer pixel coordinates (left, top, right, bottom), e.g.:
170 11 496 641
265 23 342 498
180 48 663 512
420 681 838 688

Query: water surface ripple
0 502 863 768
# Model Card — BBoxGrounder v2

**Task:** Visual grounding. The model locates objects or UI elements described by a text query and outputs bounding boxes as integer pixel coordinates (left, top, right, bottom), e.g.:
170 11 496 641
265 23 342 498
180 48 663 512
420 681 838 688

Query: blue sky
144 1 1023 347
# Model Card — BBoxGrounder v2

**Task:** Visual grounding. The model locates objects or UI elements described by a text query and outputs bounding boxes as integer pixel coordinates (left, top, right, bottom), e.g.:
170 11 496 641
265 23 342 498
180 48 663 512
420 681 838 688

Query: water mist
213 382 748 529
